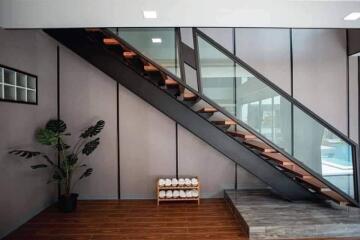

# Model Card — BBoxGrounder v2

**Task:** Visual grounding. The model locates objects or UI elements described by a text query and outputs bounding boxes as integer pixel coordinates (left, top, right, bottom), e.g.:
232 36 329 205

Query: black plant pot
58 193 78 213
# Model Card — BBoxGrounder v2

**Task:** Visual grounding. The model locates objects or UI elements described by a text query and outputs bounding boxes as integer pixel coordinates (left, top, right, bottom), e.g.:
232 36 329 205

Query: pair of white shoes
159 189 199 198
159 178 198 187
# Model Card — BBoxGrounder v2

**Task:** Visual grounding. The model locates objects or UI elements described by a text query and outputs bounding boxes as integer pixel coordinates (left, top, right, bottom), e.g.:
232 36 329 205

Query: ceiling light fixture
344 12 360 21
152 38 162 43
143 10 157 19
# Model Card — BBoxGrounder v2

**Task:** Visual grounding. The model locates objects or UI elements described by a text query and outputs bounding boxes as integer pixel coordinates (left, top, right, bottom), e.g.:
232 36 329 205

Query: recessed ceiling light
152 38 162 43
344 12 360 21
143 10 157 19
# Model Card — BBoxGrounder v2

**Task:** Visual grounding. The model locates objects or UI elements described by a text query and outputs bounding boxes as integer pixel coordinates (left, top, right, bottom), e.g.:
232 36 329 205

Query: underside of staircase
45 28 359 207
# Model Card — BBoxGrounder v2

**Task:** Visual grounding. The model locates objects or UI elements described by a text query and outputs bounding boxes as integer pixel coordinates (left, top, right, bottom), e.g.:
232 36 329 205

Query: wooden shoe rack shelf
156 177 200 206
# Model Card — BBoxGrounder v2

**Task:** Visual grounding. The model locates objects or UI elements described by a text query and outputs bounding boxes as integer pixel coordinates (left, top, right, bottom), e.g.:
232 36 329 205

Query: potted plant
9 119 105 212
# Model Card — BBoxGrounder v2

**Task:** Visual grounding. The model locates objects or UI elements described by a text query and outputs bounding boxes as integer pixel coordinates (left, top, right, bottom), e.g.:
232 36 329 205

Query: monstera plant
9 119 105 212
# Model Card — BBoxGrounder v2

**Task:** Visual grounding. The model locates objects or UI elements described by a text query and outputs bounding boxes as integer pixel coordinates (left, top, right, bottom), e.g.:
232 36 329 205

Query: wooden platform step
244 140 275 153
212 120 236 126
322 190 348 206
144 64 158 72
198 107 218 113
123 51 136 59
165 78 178 86
261 152 294 166
299 176 331 192
103 38 120 45
227 130 255 140
183 90 198 101
280 165 311 179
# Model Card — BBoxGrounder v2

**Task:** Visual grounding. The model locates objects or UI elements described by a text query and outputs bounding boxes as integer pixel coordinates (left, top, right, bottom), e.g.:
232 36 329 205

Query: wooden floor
5 198 360 240
5 199 245 240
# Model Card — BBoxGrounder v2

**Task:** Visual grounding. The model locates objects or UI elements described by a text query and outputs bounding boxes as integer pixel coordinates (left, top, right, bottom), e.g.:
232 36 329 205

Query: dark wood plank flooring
5 199 245 240
4 199 360 240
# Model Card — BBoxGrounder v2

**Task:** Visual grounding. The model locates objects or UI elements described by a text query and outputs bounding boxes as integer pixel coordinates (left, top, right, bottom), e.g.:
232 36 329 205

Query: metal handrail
102 28 358 206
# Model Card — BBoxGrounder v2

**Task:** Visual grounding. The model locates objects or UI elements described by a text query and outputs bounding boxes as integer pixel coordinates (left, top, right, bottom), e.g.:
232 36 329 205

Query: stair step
183 90 198 101
212 120 236 126
280 165 312 179
86 28 101 32
245 140 275 153
165 78 178 87
227 130 255 140
123 51 137 59
322 190 348 206
103 38 120 45
144 64 158 72
299 176 331 192
261 152 293 166
198 107 218 113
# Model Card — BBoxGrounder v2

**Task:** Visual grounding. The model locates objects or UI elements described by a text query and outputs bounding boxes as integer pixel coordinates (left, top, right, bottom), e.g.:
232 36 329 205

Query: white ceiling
1 0 360 29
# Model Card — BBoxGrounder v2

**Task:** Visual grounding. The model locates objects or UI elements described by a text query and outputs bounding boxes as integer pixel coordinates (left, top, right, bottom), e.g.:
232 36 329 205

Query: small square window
0 65 37 105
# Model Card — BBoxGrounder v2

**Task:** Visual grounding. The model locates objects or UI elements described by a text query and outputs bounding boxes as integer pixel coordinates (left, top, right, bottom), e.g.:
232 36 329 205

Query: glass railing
112 28 181 78
108 27 356 201
196 31 356 199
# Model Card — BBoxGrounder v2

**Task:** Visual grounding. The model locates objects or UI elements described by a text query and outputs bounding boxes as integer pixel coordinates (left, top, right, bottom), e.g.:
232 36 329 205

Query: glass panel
184 64 198 91
0 67 3 83
116 28 181 77
4 85 16 100
197 33 355 199
0 83 3 99
16 73 27 87
16 87 26 102
27 90 36 103
4 69 16 85
27 76 36 89
197 36 292 152
294 107 354 197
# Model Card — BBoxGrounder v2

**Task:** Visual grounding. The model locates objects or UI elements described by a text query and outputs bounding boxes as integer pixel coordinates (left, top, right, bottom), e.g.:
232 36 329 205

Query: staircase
45 28 359 207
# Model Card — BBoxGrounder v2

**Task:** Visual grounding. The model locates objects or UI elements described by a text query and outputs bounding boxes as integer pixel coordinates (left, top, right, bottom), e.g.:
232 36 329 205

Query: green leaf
31 164 47 169
66 153 78 166
41 155 54 166
80 120 105 138
79 168 93 179
9 150 41 159
46 119 67 133
82 138 100 156
52 172 63 181
36 129 58 146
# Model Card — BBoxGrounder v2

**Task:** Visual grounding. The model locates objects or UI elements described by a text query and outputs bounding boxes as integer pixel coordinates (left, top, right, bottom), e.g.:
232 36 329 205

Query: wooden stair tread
261 152 293 166
86 28 101 32
144 64 158 72
103 38 120 45
165 78 178 86
322 190 348 205
299 177 330 192
123 51 136 59
183 90 197 101
212 120 236 125
280 165 311 178
198 107 218 113
227 130 255 139
244 140 275 153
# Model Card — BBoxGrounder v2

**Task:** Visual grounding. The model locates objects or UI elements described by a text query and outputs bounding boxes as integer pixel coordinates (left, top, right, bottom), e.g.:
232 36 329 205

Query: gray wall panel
60 47 118 199
292 29 348 134
235 28 291 93
118 84 176 199
177 125 264 198
349 56 359 143
0 29 57 238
